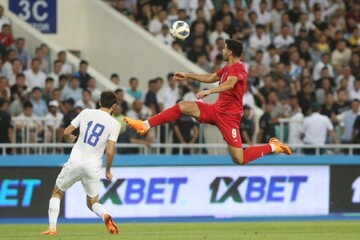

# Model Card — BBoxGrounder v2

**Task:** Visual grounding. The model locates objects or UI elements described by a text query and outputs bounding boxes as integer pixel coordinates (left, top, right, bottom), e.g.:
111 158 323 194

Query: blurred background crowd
0 0 360 155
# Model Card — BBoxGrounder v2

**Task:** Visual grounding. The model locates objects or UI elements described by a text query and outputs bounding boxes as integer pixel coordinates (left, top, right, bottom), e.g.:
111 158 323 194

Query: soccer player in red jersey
124 39 291 164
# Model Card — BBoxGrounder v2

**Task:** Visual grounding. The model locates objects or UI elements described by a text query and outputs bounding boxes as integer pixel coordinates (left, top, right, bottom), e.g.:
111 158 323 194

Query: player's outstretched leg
124 101 200 135
40 186 63 235
229 138 291 165
88 197 119 234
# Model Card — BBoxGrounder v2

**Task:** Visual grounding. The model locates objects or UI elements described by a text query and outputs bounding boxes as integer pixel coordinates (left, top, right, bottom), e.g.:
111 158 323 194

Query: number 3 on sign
18 0 48 21
84 121 105 147
232 128 237 138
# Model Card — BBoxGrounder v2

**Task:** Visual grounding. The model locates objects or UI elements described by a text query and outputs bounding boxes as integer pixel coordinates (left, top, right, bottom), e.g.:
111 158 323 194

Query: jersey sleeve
70 110 85 128
228 64 247 82
216 66 225 77
108 122 121 142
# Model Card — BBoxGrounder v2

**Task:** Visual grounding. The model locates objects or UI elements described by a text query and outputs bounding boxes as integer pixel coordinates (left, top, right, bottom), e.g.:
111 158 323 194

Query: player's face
222 45 230 61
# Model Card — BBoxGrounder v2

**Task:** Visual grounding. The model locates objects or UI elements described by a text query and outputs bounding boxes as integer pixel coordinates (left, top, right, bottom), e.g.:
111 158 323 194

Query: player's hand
196 90 212 99
105 171 113 180
65 134 77 143
173 72 187 81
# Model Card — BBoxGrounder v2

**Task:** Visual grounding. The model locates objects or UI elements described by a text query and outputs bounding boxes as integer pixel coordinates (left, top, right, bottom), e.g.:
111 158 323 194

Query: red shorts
196 101 242 148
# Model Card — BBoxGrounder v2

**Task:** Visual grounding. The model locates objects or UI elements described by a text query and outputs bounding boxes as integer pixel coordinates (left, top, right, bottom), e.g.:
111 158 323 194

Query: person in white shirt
249 24 271 51
44 100 64 143
183 81 203 102
209 20 230 47
256 0 272 28
0 5 10 30
35 47 50 74
41 91 120 236
57 51 73 75
336 65 355 93
24 59 47 89
2 50 17 78
189 0 214 23
294 13 316 36
157 73 179 111
331 39 352 67
75 90 96 109
302 103 338 154
148 10 170 36
273 24 295 50
270 0 285 31
156 25 173 47
48 60 63 88
5 58 22 86
288 96 304 144
312 53 334 81
87 77 101 102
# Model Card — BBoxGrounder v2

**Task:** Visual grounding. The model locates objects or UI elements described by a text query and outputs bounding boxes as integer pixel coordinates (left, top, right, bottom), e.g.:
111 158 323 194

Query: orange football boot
40 228 56 236
104 214 119 234
124 117 149 135
269 137 292 155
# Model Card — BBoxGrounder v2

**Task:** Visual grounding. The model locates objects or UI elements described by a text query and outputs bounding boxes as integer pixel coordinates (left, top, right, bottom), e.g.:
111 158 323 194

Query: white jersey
69 109 120 169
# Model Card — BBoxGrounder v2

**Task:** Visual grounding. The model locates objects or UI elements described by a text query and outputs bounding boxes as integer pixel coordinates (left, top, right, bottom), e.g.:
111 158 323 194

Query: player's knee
232 156 244 165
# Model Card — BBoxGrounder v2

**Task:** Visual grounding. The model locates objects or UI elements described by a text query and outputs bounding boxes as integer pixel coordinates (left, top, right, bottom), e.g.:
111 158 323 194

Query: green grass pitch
0 221 359 240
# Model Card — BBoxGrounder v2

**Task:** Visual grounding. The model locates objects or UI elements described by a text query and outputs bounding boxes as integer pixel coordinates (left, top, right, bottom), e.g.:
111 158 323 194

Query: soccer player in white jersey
41 91 121 235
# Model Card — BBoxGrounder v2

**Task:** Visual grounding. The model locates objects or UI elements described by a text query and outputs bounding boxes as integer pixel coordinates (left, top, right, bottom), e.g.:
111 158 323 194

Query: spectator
0 24 14 48
73 60 91 89
115 88 129 114
273 24 295 51
302 103 338 154
172 40 186 56
75 90 96 109
287 0 302 24
58 98 79 153
149 9 170 36
0 98 14 154
48 60 62 88
156 25 173 47
353 115 360 149
0 76 10 101
5 58 22 86
183 80 202 102
35 47 50 74
13 38 31 70
350 79 360 101
350 52 360 78
157 72 179 112
331 38 352 68
336 89 351 114
288 95 304 144
209 37 224 62
112 104 126 134
57 51 73 75
321 92 339 125
341 99 360 143
58 75 69 93
249 24 271 52
10 73 27 101
257 102 276 143
30 87 47 117
15 101 44 144
233 9 252 42
209 20 229 47
187 36 208 62
189 0 214 23
144 79 159 115
110 73 121 86
187 22 209 49
87 77 101 102
172 111 199 155
44 100 63 143
271 0 286 33
114 0 131 15
196 53 212 72
126 99 149 120
316 77 333 104
2 49 17 77
312 53 334 83
0 5 10 30
297 82 315 115
240 105 255 145
222 13 236 38
135 2 151 29
294 13 316 36
42 77 55 103
190 8 209 32
256 0 272 28
127 77 142 100
62 77 82 102
24 58 46 89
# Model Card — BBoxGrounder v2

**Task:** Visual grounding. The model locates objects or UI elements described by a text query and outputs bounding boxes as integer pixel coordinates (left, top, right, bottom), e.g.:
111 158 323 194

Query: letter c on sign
33 0 48 22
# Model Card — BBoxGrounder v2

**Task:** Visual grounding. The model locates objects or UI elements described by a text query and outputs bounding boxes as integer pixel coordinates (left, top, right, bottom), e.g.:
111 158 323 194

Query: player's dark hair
225 39 243 58
100 91 117 108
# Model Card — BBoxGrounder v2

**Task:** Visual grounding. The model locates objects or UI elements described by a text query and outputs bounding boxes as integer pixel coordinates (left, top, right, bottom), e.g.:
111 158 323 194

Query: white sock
270 143 276 152
92 203 107 220
143 120 150 129
48 198 60 229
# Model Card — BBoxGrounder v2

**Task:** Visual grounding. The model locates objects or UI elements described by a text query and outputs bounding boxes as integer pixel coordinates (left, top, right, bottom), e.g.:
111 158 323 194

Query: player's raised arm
105 140 116 180
174 72 220 83
196 76 238 99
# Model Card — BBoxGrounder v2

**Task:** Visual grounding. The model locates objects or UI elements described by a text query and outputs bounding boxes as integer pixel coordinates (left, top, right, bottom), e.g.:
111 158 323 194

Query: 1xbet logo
99 177 187 205
210 176 308 203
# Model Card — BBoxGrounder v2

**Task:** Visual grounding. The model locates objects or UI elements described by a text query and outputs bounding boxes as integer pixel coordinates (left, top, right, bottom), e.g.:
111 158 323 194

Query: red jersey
215 62 247 114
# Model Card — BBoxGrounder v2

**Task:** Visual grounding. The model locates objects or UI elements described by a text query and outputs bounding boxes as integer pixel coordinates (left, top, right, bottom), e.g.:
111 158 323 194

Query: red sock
243 144 272 164
148 104 182 127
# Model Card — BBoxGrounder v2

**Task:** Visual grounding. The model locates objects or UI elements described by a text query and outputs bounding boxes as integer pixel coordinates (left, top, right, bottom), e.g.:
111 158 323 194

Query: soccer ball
170 21 190 40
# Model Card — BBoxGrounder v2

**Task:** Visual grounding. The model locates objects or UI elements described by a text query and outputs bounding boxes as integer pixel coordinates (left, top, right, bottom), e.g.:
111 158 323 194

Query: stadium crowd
0 1 360 155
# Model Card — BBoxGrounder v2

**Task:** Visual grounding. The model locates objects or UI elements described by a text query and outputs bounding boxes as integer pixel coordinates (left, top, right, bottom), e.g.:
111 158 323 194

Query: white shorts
56 161 101 198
